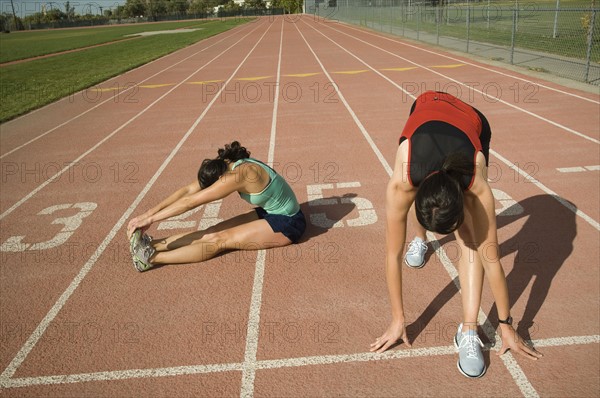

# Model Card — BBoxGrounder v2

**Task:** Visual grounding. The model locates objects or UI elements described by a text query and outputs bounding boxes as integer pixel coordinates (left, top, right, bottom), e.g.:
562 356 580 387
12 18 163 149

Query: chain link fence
305 0 600 85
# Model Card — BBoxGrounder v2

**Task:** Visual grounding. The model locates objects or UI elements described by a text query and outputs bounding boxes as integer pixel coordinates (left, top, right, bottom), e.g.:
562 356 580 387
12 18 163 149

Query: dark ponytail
197 141 251 189
217 141 250 162
415 152 474 235
440 152 474 184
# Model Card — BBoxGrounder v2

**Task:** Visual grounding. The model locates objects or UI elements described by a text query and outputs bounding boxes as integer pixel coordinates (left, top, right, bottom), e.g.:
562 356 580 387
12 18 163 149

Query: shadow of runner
407 195 577 347
298 194 358 242
488 194 577 342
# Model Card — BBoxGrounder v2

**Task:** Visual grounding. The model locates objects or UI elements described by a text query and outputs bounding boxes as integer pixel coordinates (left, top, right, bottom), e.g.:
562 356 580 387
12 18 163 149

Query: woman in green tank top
126 141 306 272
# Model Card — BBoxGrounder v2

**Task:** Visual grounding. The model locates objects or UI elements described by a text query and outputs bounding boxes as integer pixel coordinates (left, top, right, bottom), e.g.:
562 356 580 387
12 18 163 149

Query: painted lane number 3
0 202 97 252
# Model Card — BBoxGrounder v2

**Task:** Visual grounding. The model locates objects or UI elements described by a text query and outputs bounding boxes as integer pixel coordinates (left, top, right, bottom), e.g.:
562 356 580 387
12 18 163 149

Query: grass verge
0 20 232 64
0 18 252 123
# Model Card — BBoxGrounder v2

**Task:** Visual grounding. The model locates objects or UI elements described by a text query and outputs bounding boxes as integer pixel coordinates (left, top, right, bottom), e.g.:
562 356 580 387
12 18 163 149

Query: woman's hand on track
127 216 152 238
370 319 412 353
497 325 543 360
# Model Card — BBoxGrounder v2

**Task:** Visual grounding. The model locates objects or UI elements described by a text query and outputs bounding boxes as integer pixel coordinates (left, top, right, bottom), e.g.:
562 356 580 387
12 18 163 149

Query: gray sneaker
130 230 153 254
405 237 427 268
454 323 486 378
130 229 142 254
130 229 155 272
132 241 156 272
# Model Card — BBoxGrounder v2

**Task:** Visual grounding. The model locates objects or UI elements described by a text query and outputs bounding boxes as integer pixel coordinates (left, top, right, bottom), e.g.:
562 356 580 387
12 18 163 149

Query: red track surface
0 15 598 397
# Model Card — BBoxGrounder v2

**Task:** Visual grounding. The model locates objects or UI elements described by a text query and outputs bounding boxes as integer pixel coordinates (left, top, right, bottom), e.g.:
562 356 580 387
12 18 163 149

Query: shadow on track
407 194 577 345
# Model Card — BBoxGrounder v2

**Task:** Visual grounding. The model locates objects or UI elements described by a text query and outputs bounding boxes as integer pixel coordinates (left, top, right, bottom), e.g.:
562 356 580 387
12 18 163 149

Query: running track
0 15 598 397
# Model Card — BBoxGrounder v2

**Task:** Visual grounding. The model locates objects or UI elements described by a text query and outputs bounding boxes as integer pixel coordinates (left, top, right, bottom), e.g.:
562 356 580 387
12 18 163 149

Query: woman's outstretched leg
151 217 291 265
151 210 259 252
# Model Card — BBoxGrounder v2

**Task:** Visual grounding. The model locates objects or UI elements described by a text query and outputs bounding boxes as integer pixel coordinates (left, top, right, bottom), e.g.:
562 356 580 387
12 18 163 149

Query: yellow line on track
133 64 464 89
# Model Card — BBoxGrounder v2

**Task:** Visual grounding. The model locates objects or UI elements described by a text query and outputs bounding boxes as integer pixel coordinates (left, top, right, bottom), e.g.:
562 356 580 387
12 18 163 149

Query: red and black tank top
399 91 483 190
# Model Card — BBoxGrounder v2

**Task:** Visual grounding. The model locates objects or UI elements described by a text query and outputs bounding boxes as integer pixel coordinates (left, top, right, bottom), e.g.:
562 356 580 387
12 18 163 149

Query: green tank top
231 158 300 216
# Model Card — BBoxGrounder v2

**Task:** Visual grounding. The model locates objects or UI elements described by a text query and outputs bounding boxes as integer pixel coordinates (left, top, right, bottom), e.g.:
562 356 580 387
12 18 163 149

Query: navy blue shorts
255 208 306 244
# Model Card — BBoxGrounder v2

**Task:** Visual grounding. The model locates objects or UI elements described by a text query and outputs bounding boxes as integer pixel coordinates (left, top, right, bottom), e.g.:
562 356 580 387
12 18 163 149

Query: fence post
466 1 471 53
510 8 516 64
585 9 597 83
401 1 405 37
552 0 560 38
390 0 393 34
436 4 440 45
417 3 420 40
372 2 375 29
380 0 383 31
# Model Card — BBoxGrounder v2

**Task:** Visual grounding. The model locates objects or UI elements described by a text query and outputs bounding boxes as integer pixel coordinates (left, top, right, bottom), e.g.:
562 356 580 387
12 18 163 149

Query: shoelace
458 333 484 359
407 240 427 256
142 234 153 247
141 244 155 262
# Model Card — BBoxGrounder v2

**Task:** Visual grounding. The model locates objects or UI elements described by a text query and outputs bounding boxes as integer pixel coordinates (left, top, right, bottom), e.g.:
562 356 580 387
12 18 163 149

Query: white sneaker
404 237 427 268
454 323 486 378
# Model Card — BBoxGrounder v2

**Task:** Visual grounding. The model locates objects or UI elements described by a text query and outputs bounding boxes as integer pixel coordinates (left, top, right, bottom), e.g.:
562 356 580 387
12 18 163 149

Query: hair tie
426 169 444 179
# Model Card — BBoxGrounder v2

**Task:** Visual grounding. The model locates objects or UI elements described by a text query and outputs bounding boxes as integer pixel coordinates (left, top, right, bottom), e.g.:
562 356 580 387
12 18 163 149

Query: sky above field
0 1 127 17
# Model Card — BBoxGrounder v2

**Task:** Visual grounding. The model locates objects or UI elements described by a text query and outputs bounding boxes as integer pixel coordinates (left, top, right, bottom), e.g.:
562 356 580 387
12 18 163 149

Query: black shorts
255 208 306 244
473 107 492 166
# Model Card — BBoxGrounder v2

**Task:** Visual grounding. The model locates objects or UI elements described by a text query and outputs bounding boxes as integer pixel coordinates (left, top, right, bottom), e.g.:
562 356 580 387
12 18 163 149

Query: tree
45 7 67 22
189 0 212 15
165 0 188 15
271 0 302 13
124 0 147 17
245 0 266 10
64 1 76 20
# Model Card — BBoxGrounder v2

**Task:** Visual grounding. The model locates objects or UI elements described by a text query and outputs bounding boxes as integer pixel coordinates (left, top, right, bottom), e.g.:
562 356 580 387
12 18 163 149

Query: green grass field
0 18 253 123
0 20 234 64
336 0 599 62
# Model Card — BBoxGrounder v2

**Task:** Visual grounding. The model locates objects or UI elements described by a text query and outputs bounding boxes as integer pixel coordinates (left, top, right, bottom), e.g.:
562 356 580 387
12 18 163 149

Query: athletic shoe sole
454 334 487 379
404 257 426 269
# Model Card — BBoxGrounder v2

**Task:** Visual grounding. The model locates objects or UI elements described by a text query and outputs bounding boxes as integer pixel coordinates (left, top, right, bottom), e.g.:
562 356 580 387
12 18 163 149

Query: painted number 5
307 182 377 228
0 202 97 252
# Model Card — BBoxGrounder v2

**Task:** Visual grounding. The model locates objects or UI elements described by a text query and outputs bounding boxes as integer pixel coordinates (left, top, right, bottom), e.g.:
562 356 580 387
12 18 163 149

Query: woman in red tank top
371 92 542 378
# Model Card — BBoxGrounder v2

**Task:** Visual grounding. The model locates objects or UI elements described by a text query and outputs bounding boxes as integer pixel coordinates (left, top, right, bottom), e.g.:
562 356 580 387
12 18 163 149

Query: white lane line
3 335 598 388
297 19 539 396
0 21 253 129
302 19 416 101
557 167 587 173
293 21 392 176
531 335 600 347
312 19 600 145
303 17 600 232
0 21 273 384
500 353 540 397
0 24 253 160
491 149 600 231
557 165 600 173
1 363 244 388
240 17 284 398
240 250 267 398
333 18 600 105
266 19 284 168
256 345 457 370
0 22 265 222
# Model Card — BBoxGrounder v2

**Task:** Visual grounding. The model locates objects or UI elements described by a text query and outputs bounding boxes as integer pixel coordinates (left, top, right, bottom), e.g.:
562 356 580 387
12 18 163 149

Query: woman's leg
151 211 259 252
405 204 428 268
409 203 427 241
150 217 291 265
455 210 485 333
